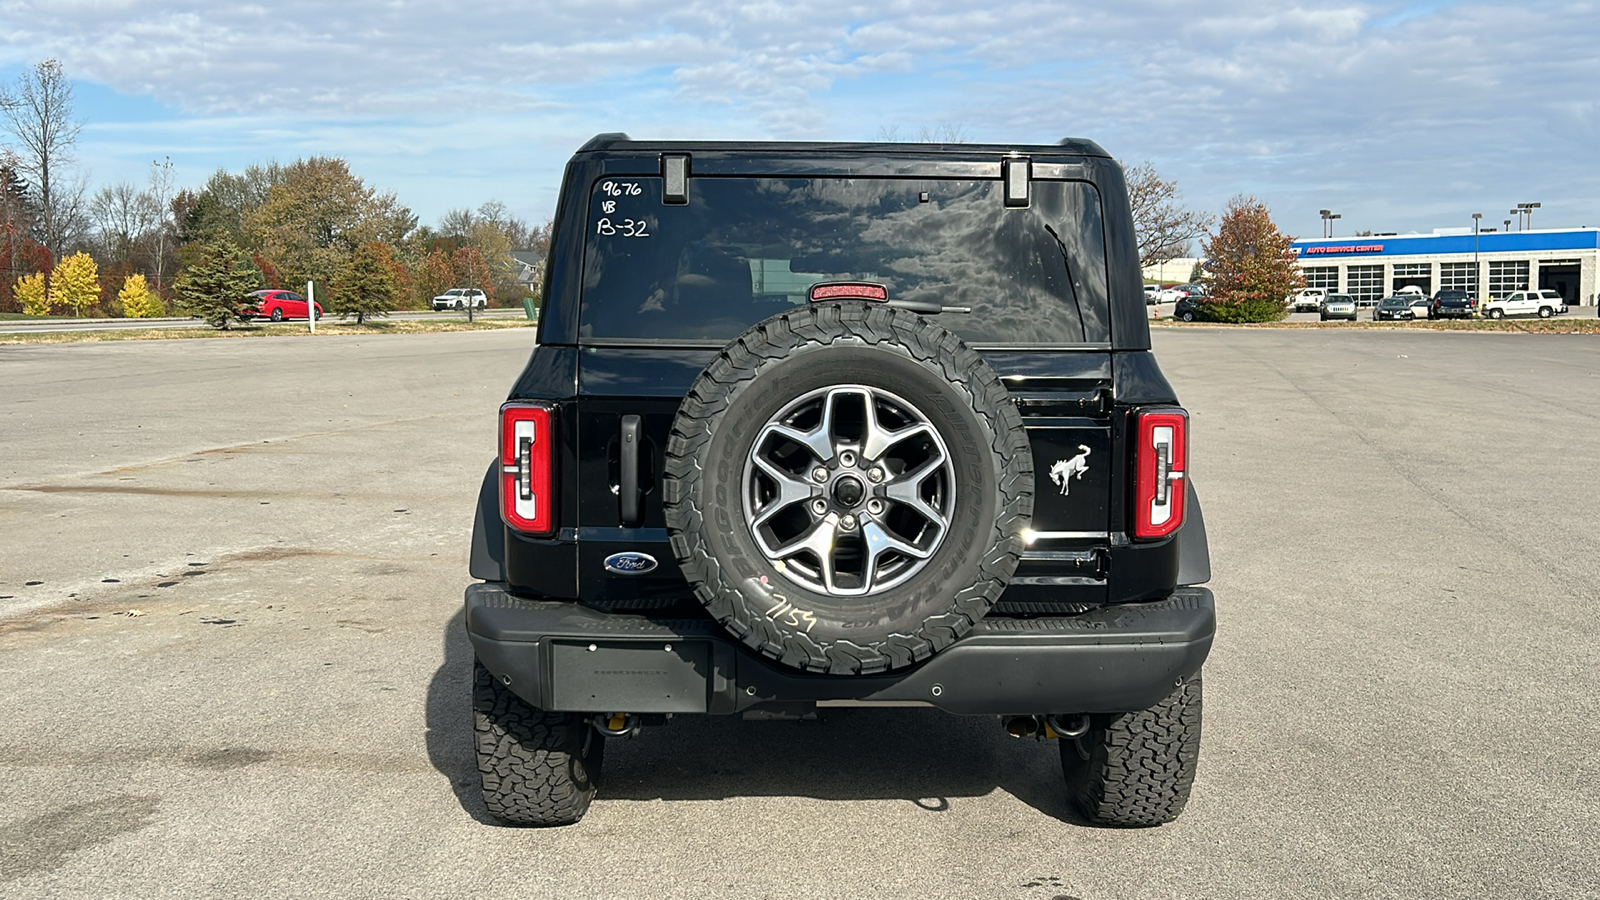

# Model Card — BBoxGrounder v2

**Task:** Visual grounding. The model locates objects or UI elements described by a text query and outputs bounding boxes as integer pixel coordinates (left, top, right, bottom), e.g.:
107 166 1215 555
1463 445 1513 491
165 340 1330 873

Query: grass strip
0 319 535 345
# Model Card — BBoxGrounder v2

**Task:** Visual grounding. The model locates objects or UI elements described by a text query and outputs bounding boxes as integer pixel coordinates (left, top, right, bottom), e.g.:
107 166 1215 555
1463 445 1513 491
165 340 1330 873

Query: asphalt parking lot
2 328 1597 898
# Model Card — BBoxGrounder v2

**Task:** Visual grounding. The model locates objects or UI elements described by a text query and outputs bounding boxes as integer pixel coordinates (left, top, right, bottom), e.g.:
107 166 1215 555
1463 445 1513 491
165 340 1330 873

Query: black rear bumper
465 583 1214 716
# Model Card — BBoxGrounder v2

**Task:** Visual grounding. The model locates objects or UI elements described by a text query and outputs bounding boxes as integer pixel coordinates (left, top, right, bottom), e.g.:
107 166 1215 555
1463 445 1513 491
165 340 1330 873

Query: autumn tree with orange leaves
1198 196 1300 323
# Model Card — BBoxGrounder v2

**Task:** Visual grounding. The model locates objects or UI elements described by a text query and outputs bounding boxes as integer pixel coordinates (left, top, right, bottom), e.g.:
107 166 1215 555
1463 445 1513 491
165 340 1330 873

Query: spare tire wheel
664 302 1033 675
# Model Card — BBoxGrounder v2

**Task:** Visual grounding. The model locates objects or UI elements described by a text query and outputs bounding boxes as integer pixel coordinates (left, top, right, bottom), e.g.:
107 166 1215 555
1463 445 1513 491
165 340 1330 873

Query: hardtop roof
575 132 1111 159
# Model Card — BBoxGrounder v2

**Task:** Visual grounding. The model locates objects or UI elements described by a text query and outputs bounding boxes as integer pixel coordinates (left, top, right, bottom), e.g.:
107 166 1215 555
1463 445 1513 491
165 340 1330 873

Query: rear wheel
1062 673 1202 827
1538 307 1553 318
270 307 284 322
473 661 603 826
1180 311 1195 322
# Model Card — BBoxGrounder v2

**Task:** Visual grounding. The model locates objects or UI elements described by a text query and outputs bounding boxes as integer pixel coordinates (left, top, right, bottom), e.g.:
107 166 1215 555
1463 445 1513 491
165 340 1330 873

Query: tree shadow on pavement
424 607 1089 825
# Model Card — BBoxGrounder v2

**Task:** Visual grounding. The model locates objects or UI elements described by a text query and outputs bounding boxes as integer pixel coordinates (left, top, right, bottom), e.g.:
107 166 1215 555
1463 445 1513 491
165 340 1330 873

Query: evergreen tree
173 237 262 329
330 241 398 325
119 272 164 317
1198 196 1299 323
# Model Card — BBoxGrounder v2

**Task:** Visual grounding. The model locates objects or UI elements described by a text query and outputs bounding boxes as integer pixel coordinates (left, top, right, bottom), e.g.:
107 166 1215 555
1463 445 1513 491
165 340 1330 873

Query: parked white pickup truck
1483 289 1566 319
1287 288 1326 312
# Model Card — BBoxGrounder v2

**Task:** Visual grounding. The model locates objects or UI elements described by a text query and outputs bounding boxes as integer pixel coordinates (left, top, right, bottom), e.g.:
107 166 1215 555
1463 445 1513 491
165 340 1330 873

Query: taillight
1134 408 1187 540
500 403 554 534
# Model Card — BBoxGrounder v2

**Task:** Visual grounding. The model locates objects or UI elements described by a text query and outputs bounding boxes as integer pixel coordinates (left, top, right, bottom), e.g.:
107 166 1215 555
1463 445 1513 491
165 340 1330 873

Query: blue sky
2 0 1596 240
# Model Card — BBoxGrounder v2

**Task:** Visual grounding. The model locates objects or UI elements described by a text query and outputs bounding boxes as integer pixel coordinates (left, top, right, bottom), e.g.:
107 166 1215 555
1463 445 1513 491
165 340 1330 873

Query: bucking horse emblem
1049 445 1092 496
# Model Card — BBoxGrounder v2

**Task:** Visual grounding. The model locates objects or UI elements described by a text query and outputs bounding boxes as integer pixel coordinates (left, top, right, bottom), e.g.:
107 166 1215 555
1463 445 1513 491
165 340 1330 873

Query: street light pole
1318 209 1341 238
1472 213 1482 306
1516 201 1541 230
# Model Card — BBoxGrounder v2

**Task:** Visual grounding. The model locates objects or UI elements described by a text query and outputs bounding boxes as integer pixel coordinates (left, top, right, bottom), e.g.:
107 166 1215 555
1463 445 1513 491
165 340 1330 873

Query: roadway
0 307 525 335
1 328 1596 898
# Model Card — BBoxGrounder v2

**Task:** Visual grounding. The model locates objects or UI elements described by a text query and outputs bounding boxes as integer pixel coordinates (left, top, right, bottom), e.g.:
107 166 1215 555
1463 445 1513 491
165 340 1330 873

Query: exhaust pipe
592 712 641 737
1047 714 1091 738
1003 715 1040 738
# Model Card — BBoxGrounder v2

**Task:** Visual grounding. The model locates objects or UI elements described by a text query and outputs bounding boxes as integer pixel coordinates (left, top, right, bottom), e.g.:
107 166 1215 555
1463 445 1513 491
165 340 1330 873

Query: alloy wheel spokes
764 516 843 592
882 454 950 530
743 383 956 597
749 455 816 529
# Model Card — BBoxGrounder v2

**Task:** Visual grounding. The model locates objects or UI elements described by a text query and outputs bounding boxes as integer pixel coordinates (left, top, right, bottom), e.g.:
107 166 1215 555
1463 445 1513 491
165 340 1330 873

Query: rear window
578 176 1110 345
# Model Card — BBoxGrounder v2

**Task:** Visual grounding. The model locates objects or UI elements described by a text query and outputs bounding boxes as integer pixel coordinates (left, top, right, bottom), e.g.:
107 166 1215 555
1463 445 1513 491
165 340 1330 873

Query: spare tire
664 302 1033 675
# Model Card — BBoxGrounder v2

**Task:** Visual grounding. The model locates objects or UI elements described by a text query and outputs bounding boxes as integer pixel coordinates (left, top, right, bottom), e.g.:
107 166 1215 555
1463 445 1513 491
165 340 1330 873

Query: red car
244 289 323 322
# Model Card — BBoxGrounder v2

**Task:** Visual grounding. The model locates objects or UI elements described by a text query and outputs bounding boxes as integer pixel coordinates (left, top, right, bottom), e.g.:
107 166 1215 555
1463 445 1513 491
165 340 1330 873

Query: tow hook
593 712 641 738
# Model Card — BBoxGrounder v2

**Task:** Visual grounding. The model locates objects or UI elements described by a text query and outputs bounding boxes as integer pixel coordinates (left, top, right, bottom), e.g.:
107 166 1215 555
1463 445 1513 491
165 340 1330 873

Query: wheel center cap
832 475 865 508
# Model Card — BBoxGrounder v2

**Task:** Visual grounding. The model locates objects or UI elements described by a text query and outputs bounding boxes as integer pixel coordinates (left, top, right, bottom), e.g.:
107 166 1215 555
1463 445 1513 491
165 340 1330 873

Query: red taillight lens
1134 408 1187 540
500 403 554 534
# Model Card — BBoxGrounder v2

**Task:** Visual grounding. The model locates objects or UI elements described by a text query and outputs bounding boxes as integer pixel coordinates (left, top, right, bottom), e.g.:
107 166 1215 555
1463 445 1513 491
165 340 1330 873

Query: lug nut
812 467 828 483
840 451 857 467
811 499 828 515
868 467 884 483
867 499 884 515
840 514 857 531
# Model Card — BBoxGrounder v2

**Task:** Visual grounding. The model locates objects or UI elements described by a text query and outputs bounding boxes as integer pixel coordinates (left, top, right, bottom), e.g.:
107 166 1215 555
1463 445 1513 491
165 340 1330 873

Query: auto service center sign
1299 243 1385 256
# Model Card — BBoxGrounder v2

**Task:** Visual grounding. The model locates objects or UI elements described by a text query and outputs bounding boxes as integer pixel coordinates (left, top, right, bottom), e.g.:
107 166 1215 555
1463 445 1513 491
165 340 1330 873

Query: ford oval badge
604 552 659 575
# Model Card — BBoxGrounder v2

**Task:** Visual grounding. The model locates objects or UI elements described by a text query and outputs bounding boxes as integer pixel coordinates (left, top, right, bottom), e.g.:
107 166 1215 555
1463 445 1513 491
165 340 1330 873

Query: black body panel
467 136 1214 717
468 582 1213 716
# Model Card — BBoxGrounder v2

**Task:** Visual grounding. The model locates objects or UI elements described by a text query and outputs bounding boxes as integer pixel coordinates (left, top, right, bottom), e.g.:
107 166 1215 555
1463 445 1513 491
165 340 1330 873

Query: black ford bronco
465 135 1215 827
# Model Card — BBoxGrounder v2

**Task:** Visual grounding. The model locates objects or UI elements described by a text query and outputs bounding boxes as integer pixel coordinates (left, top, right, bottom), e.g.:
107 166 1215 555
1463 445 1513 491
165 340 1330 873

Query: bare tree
876 123 971 143
1123 161 1213 270
146 157 176 294
1 59 84 287
90 180 155 264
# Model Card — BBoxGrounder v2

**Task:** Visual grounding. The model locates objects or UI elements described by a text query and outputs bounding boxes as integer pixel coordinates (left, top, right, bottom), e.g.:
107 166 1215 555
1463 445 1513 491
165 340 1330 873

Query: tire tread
663 302 1032 675
1062 673 1202 827
472 661 601 826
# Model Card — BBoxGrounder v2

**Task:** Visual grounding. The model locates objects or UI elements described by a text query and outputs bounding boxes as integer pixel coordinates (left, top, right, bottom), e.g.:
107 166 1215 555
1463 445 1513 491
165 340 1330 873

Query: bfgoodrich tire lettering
664 301 1033 676
1061 672 1202 827
472 661 602 826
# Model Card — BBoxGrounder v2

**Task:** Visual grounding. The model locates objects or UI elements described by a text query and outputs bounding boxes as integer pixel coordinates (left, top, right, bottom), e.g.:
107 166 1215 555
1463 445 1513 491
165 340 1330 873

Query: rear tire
1061 672 1202 827
1538 307 1552 318
473 661 602 826
664 301 1031 676
1180 311 1195 322
270 307 284 322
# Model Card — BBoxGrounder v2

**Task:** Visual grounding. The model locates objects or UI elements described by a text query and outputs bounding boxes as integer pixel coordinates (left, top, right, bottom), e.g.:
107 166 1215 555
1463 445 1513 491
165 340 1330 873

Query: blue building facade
1290 228 1599 306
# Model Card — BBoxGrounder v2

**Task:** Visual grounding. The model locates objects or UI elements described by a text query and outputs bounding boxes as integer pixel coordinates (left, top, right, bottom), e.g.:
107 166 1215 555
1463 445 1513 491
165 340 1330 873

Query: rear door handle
619 414 642 526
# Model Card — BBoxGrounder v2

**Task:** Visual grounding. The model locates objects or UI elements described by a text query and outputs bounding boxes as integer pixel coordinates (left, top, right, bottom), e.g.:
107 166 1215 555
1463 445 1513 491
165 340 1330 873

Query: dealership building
1289 228 1599 306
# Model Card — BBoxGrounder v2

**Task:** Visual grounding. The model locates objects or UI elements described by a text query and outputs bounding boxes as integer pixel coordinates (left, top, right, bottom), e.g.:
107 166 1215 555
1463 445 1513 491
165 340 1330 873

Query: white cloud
0 0 1595 232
